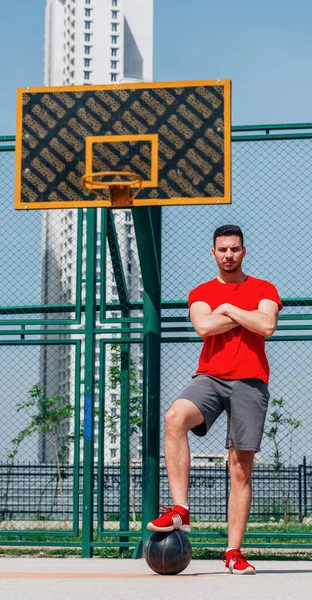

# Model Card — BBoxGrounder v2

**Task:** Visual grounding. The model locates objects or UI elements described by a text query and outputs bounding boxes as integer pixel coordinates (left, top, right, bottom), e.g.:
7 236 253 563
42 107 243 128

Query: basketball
145 531 192 575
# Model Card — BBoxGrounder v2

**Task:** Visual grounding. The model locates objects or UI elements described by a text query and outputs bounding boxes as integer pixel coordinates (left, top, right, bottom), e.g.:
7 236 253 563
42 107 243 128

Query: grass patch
1 521 312 559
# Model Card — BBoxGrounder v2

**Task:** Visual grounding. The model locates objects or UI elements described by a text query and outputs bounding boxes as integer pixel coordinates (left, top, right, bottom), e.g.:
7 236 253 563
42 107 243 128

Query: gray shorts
177 374 270 452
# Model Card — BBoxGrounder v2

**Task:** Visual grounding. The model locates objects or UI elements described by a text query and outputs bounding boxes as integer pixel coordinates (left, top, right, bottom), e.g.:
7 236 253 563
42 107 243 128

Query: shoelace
159 505 176 515
222 551 249 565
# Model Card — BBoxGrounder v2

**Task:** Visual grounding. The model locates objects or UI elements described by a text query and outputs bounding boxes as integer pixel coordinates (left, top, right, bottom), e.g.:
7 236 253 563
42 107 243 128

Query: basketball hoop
81 171 143 206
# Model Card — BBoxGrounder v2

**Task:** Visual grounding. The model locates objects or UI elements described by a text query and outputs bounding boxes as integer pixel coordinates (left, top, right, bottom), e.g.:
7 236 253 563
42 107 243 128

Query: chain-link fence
1 126 312 554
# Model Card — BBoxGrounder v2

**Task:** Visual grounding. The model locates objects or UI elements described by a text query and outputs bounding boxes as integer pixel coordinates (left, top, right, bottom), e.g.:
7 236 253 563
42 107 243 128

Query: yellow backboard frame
15 79 231 209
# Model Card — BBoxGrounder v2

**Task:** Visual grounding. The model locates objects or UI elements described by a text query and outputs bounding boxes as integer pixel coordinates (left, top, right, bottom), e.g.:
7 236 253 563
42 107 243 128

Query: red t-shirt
188 276 283 383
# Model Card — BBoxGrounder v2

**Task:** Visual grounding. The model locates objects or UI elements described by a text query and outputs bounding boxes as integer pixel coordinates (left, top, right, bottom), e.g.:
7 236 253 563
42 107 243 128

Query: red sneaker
222 549 256 575
147 505 191 532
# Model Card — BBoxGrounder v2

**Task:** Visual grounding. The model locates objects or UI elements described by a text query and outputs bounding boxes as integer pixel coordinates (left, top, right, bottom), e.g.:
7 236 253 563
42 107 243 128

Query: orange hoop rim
81 171 143 191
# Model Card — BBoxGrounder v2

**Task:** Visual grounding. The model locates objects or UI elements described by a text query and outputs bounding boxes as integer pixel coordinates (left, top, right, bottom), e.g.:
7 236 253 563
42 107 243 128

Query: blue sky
1 0 312 135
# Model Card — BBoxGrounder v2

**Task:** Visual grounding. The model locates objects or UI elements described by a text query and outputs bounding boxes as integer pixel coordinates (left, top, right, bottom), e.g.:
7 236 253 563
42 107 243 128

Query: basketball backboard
15 80 231 209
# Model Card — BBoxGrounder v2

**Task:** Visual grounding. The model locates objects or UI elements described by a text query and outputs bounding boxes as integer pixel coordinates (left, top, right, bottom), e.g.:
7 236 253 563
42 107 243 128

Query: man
147 224 282 575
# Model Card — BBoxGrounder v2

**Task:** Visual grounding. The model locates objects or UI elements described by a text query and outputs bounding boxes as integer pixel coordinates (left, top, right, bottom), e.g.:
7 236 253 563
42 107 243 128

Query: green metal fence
1 124 312 556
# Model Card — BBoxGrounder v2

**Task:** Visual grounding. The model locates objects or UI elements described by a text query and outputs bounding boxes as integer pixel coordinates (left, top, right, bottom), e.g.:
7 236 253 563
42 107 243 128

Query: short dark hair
213 224 244 248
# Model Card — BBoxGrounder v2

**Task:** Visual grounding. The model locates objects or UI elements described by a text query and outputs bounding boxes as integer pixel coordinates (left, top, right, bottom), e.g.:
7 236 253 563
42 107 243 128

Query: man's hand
213 303 231 315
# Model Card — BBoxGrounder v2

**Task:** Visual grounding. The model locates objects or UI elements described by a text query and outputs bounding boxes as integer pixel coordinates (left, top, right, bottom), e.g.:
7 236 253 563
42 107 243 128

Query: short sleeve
259 281 283 312
188 284 210 308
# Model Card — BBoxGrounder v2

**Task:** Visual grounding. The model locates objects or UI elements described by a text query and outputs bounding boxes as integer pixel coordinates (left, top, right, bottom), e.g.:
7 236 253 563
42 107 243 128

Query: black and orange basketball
145 531 192 575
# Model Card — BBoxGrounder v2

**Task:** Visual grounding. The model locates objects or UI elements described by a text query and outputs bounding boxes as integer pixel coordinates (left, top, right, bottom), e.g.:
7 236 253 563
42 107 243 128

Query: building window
111 407 117 417
84 33 91 41
112 0 118 5
111 48 117 57
111 22 118 31
85 0 91 4
111 10 118 18
110 435 117 444
84 46 91 54
111 449 117 458
84 71 91 80
111 60 117 69
111 35 118 44
111 73 117 82
85 8 91 16
84 58 91 67
85 20 91 29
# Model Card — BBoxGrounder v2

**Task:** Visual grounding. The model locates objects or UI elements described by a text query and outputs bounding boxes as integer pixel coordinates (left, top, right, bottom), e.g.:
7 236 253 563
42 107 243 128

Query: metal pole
303 456 307 518
119 326 130 549
132 207 161 550
299 464 302 521
82 208 97 558
141 288 161 546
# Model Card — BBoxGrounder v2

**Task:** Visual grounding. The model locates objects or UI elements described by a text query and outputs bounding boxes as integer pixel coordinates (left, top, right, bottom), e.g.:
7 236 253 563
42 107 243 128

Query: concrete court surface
0 558 312 600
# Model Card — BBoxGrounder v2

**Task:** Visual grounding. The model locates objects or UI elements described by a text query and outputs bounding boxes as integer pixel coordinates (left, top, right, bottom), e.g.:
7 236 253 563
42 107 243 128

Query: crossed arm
190 299 280 338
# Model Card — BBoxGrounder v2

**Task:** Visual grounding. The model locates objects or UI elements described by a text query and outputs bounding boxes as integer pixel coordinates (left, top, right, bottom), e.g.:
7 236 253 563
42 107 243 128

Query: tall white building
40 0 153 464
44 0 153 86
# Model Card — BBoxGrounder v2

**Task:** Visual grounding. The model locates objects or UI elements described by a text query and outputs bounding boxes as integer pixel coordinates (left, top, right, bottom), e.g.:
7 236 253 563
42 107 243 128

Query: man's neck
217 271 247 284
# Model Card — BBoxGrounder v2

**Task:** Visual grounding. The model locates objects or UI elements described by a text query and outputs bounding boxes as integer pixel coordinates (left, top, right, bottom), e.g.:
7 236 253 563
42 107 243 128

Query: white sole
226 567 256 575
147 524 191 533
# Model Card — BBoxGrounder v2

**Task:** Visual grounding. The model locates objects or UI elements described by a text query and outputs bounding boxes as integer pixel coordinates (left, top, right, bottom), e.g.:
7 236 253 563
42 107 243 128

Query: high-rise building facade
40 0 153 464
44 0 153 87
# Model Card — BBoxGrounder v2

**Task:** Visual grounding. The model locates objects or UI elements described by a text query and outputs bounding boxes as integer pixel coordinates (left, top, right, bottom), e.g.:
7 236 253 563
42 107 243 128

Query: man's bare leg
164 398 205 506
227 447 255 549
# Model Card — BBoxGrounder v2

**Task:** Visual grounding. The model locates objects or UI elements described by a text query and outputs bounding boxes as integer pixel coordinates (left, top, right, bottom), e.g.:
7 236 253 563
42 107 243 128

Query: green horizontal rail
232 122 312 132
0 329 85 336
161 324 312 333
0 541 81 547
232 132 312 142
0 530 77 538
160 299 312 308
3 124 312 151
0 304 75 315
191 543 312 549
188 531 312 539
159 335 312 343
0 298 310 317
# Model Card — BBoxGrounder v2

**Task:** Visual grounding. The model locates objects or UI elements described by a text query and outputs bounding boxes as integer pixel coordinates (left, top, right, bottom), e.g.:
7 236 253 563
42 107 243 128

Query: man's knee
229 448 254 486
165 398 204 435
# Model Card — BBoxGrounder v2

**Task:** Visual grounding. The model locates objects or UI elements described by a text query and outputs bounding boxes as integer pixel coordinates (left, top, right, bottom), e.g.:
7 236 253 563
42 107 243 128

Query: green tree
2 384 74 521
264 397 301 521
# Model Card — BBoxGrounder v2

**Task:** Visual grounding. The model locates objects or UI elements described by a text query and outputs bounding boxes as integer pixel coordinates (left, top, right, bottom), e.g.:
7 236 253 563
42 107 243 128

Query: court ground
0 557 311 600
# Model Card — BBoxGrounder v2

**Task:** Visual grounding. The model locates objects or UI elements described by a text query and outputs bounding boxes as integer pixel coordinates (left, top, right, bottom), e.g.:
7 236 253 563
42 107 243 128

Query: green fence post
106 209 131 546
132 207 161 552
299 464 302 521
119 328 130 551
303 455 307 518
82 208 97 558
